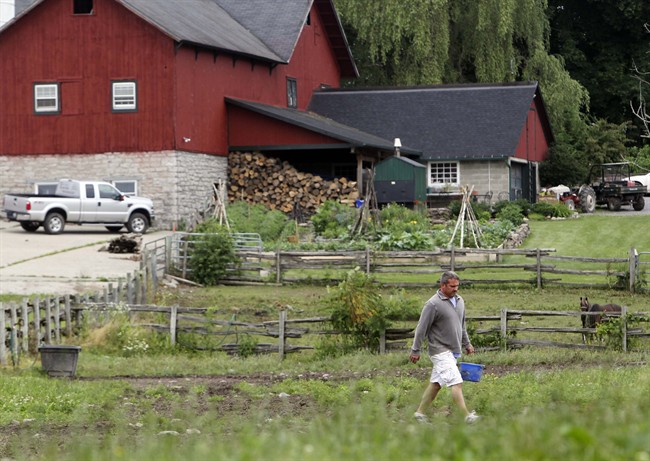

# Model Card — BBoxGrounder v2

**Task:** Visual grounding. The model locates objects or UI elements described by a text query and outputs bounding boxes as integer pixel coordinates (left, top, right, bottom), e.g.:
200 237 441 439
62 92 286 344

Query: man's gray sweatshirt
410 290 471 357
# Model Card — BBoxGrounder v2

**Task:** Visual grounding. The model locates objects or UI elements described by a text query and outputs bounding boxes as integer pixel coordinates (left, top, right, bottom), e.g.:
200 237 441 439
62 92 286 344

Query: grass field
1 214 649 460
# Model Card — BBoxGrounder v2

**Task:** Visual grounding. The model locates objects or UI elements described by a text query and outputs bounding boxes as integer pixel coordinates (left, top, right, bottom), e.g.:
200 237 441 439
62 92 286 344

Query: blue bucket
459 362 484 382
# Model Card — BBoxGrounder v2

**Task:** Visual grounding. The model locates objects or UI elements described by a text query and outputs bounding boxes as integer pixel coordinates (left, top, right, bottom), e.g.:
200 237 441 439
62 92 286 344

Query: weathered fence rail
5 299 648 366
142 235 647 293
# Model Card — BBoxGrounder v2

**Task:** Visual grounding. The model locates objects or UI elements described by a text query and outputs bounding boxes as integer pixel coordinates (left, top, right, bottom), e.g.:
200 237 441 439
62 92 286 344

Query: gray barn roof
8 0 357 75
309 82 552 161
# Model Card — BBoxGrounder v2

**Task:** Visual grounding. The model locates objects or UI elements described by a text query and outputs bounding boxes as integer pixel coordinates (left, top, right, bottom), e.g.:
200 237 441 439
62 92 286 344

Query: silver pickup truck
3 179 155 234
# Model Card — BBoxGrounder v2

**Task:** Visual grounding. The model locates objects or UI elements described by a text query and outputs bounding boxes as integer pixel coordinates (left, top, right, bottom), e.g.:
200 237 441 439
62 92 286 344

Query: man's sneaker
413 412 429 424
465 411 480 424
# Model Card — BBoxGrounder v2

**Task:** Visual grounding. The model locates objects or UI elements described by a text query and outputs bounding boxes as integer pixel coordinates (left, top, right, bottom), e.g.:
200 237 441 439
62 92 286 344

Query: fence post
536 248 542 289
54 297 61 343
165 235 172 274
0 304 6 366
450 246 456 271
64 295 72 338
21 299 29 353
379 328 386 354
500 308 508 351
621 305 627 353
366 246 371 275
170 305 177 347
150 250 158 294
182 239 189 279
126 273 134 305
33 296 41 347
45 297 52 344
134 271 142 305
628 248 637 293
275 249 282 284
278 309 286 360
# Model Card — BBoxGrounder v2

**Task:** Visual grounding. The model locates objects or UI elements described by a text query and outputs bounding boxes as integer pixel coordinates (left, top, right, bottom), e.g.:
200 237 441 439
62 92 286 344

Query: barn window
34 83 60 114
112 81 137 112
73 0 93 15
428 162 459 186
286 78 297 109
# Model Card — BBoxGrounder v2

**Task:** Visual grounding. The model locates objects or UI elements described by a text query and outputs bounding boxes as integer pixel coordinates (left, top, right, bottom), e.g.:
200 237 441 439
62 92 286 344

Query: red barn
0 0 554 228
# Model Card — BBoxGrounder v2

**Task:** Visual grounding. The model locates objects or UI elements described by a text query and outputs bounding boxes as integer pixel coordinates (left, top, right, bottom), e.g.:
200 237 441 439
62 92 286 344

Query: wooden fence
141 235 648 293
5 300 648 365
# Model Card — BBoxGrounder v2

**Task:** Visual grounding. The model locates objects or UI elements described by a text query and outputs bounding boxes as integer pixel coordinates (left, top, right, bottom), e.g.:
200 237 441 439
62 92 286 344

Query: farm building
0 0 553 229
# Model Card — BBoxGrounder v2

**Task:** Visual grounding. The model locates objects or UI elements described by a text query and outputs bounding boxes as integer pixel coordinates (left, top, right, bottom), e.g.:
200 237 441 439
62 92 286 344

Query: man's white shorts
429 351 463 387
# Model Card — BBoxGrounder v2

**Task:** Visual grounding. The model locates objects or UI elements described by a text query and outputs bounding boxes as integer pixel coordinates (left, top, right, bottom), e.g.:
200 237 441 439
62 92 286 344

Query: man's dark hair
440 271 460 285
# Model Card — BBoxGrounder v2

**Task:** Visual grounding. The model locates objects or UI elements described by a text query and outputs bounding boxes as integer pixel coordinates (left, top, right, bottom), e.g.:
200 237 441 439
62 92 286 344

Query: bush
325 269 389 350
448 200 491 221
311 200 356 238
531 201 572 218
226 201 290 242
379 203 430 233
188 220 238 285
496 203 524 226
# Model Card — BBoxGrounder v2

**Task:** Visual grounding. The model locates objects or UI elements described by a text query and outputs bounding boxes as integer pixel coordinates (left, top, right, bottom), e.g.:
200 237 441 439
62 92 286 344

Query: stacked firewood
228 152 359 215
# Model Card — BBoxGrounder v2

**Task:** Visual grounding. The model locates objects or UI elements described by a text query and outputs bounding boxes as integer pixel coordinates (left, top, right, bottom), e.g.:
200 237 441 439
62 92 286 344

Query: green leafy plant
188 220 238 285
226 201 290 242
325 268 389 350
310 200 356 238
496 203 525 227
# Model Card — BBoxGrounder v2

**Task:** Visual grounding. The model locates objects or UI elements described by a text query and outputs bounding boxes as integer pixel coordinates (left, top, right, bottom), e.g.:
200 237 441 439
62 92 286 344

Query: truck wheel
44 212 65 234
105 226 123 233
633 195 645 211
126 213 149 234
579 186 596 213
607 197 621 211
20 222 40 232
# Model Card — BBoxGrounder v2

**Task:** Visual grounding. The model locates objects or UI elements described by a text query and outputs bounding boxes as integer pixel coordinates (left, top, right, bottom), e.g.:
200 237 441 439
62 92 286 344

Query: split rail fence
142 234 648 293
3 299 649 366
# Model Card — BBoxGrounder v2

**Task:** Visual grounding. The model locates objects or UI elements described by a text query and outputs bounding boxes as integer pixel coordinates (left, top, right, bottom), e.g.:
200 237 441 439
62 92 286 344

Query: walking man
409 271 479 424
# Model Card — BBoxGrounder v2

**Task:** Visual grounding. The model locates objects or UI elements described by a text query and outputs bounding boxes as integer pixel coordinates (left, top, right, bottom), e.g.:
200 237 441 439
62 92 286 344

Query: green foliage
310 200 356 238
375 230 434 251
325 269 389 350
237 334 258 358
226 201 290 242
188 220 238 285
531 201 572 218
496 203 524 227
448 200 491 221
378 203 430 233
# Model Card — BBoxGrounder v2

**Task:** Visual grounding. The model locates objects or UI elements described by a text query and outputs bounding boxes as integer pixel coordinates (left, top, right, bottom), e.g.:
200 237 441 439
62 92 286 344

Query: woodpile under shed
228 152 359 215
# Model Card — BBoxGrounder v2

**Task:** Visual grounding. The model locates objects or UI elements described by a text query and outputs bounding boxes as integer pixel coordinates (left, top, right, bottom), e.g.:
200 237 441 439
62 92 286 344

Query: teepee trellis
213 179 231 230
448 185 483 249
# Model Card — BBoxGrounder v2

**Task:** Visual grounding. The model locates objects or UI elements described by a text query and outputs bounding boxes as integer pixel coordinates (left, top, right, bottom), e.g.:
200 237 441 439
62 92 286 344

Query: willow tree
335 0 553 84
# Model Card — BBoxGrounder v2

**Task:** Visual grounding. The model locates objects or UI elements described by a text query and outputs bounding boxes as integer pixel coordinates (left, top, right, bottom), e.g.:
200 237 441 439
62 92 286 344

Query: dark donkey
580 297 622 343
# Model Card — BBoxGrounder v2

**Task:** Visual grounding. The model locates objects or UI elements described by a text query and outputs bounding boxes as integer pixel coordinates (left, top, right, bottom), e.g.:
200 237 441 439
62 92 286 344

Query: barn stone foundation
0 151 228 230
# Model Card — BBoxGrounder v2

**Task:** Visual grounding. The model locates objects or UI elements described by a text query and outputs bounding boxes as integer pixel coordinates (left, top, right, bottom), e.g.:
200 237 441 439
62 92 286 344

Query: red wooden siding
1 1 344 157
173 3 344 156
0 0 176 155
514 99 549 163
228 105 342 147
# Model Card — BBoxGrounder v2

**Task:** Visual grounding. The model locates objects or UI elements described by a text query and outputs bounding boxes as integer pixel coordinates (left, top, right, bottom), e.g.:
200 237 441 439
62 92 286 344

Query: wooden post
165 235 172 274
450 246 456 272
275 249 282 284
628 248 637 293
141 264 148 304
64 295 72 338
117 279 124 304
366 246 371 275
54 297 61 343
126 273 134 305
170 305 177 347
21 299 29 352
150 250 158 293
10 304 18 365
621 305 627 353
182 239 189 279
500 308 508 351
134 271 142 305
33 296 41 346
536 248 542 289
45 297 52 344
278 309 286 360
0 304 6 366
379 328 386 354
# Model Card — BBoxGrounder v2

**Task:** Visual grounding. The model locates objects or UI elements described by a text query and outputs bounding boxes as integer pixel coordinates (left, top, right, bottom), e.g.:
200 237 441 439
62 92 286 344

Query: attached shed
374 156 427 206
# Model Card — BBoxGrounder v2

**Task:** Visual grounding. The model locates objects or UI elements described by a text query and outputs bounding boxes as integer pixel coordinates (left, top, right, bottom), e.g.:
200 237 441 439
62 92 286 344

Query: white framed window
112 180 137 196
428 162 459 186
112 81 137 111
286 78 297 109
34 83 59 114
